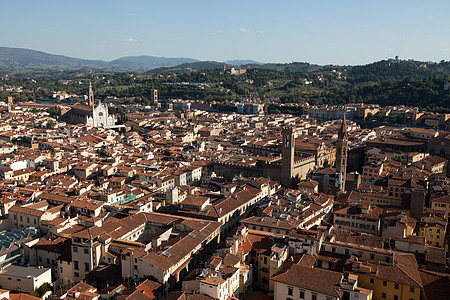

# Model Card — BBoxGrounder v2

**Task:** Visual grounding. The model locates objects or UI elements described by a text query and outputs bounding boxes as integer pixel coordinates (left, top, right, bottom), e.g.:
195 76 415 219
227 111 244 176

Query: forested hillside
0 60 449 112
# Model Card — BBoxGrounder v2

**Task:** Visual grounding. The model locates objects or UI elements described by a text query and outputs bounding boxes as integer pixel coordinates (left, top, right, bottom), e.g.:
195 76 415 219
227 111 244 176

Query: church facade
86 103 115 128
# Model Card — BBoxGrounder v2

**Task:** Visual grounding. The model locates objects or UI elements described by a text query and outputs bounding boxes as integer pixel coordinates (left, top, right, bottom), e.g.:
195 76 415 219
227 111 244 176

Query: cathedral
63 82 115 128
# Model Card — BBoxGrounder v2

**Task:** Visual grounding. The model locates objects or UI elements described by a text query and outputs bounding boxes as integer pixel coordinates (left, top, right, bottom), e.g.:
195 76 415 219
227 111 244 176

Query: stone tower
335 114 348 193
281 126 295 187
88 82 95 107
150 89 158 104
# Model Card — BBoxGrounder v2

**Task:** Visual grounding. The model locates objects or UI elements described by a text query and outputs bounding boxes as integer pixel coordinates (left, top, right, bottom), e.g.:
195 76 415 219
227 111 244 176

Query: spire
338 110 348 140
336 110 348 194
88 81 95 107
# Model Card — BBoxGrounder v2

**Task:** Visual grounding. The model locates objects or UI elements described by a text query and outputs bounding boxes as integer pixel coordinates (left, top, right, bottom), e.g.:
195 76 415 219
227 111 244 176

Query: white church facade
86 102 115 128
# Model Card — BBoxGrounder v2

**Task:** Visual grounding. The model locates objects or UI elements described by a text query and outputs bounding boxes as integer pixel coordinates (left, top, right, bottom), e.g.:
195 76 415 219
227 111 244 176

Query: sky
1 0 449 65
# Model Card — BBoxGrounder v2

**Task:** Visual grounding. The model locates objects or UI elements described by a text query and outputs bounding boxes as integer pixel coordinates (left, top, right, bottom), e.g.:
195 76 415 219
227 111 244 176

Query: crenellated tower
281 126 295 187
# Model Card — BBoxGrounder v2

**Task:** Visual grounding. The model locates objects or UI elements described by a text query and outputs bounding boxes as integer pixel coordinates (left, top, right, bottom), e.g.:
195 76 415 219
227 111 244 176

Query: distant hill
257 62 325 73
150 60 262 73
0 47 448 79
0 47 266 71
346 60 450 83
110 55 199 69
151 61 226 73
0 47 108 70
224 59 262 66
0 47 200 71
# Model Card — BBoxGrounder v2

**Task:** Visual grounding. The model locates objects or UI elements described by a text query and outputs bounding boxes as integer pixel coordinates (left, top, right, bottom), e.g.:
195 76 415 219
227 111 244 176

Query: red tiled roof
272 265 343 298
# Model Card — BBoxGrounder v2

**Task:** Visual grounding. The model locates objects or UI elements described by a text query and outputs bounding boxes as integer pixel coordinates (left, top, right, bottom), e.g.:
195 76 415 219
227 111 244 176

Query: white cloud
239 28 249 33
100 40 112 44
125 38 138 43
216 30 224 34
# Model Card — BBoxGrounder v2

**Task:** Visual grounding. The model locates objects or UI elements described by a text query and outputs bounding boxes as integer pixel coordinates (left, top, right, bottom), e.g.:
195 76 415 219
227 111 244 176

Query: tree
117 113 128 125
45 121 55 129
38 282 52 295
46 107 59 116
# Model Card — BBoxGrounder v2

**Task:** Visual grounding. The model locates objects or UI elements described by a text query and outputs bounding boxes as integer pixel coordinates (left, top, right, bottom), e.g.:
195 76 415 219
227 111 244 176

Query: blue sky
1 0 449 65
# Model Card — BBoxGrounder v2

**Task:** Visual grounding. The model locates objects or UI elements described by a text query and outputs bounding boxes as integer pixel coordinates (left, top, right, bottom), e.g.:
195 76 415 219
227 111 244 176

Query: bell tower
150 89 158 104
335 113 348 193
281 126 295 187
88 82 95 107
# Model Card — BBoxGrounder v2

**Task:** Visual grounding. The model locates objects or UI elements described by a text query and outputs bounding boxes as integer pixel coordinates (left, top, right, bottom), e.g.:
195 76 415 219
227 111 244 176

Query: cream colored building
199 277 229 300
272 264 372 300
0 265 52 293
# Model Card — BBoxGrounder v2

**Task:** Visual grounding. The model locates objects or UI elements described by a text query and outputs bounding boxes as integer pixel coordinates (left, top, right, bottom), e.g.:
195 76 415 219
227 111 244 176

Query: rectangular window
370 278 374 284
288 287 293 296
410 287 414 293
73 246 78 252
383 281 387 286
74 261 79 270
84 248 89 254
312 294 317 300
382 292 386 298
299 290 304 299
85 263 89 272
74 272 79 277
395 283 399 289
